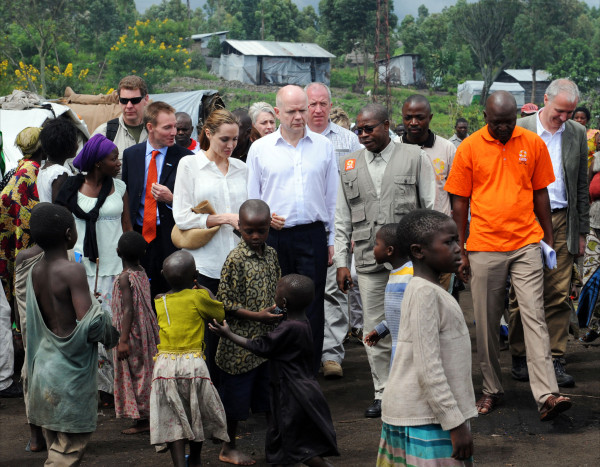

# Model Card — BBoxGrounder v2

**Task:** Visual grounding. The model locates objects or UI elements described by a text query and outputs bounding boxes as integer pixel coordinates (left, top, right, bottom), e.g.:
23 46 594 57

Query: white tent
457 81 525 106
1 102 89 172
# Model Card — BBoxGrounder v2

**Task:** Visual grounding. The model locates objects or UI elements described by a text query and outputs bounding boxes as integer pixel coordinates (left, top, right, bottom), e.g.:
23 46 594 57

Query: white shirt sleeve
418 150 437 210
246 144 261 200
325 141 338 246
172 156 209 229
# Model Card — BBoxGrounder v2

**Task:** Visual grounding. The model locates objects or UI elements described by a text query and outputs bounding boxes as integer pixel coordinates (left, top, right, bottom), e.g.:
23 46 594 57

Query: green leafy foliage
105 19 192 92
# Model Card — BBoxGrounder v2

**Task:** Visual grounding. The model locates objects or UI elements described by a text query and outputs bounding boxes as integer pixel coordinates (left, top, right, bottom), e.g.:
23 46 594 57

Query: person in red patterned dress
111 231 159 434
0 127 43 303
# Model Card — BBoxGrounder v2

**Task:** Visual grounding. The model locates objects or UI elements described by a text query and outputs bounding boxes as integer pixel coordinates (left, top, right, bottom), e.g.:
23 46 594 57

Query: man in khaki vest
334 103 437 418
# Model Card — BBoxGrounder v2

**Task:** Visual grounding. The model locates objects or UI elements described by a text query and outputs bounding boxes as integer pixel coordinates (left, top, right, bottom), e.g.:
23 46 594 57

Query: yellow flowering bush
106 18 191 90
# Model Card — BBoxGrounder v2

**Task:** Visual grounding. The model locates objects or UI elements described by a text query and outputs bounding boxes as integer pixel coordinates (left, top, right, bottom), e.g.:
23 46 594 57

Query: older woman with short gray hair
248 101 276 137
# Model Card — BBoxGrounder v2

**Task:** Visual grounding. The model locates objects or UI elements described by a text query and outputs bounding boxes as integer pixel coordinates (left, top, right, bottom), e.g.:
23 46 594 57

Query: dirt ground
1 288 599 466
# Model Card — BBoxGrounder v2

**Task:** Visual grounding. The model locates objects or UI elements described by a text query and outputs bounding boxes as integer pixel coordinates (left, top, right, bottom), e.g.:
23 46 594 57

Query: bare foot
219 445 256 465
121 420 150 435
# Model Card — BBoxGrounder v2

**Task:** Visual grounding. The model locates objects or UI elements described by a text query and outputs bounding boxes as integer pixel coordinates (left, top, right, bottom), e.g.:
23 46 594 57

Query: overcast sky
134 1 465 20
135 1 600 23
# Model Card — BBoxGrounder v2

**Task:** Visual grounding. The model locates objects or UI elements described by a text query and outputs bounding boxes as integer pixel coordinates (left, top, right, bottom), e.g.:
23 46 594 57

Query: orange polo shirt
445 125 555 252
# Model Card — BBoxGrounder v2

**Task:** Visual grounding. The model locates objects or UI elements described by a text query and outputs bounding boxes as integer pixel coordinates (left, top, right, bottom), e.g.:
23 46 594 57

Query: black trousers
133 224 175 300
267 221 328 374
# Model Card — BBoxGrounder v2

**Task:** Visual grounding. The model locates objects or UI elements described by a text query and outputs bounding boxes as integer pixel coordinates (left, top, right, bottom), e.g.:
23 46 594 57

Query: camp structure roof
223 40 335 58
191 31 229 41
502 69 551 82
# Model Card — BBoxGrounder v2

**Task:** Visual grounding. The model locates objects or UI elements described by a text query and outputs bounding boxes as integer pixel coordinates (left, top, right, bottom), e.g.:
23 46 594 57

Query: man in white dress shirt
305 82 362 379
509 79 589 388
247 85 339 374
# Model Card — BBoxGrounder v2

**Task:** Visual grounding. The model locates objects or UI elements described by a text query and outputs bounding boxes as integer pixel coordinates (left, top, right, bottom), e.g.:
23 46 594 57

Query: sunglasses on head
353 120 385 135
119 96 144 105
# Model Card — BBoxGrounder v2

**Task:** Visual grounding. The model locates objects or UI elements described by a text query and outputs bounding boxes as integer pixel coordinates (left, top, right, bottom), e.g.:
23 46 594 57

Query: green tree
105 18 192 91
453 0 520 104
256 0 300 41
0 0 71 93
509 0 585 102
319 0 397 88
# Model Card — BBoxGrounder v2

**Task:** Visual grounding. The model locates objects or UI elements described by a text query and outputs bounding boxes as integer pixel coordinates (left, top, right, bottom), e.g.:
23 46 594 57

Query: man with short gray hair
509 79 589 387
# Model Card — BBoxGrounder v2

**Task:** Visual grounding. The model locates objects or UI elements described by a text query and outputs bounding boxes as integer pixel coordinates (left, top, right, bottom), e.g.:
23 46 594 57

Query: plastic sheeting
0 103 90 172
148 90 219 140
216 54 330 86
457 81 525 106
262 57 311 85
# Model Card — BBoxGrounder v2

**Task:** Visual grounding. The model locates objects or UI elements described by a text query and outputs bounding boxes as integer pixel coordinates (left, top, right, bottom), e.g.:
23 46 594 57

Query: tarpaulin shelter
0 90 90 173
148 90 223 140
457 81 526 106
215 40 335 86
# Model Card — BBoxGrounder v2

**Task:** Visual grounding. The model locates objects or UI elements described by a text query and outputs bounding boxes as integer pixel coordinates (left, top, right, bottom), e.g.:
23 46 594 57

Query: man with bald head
247 85 338 374
446 91 572 421
335 102 436 417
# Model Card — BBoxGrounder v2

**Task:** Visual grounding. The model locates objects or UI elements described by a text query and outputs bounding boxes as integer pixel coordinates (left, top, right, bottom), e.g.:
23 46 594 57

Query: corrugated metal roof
503 69 551 82
191 31 229 40
224 40 335 58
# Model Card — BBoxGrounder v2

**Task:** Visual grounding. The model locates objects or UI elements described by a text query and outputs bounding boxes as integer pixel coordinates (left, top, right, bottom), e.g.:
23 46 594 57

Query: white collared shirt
172 151 248 278
247 126 338 245
365 140 394 197
320 121 362 172
536 110 568 209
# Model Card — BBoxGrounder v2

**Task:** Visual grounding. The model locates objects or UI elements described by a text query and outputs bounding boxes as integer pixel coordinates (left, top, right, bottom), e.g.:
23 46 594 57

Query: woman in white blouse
173 109 247 294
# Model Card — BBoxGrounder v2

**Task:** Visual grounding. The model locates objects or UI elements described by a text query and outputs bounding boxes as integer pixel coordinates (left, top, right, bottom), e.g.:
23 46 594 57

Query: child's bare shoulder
15 245 43 267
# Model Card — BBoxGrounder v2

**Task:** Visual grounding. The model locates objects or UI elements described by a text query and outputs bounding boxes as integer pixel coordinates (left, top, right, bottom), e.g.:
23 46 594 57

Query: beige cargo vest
340 143 427 273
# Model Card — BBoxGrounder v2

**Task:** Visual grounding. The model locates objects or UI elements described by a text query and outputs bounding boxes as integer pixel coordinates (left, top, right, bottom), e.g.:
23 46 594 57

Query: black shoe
365 399 382 418
553 358 575 387
511 355 529 381
0 381 23 398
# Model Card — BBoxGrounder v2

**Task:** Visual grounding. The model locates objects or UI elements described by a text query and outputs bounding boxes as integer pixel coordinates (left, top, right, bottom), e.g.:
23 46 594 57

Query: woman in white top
38 117 78 203
173 109 247 293
55 133 132 398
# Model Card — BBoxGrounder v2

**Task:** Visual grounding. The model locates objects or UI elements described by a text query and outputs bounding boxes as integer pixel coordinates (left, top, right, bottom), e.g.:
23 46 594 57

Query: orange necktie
142 150 159 243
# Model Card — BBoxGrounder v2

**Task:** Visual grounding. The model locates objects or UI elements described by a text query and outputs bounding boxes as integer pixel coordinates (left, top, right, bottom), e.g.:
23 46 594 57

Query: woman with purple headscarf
56 133 132 401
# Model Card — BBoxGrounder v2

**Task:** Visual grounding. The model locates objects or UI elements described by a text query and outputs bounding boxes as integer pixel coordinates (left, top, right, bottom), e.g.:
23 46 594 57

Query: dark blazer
122 142 193 240
517 114 590 255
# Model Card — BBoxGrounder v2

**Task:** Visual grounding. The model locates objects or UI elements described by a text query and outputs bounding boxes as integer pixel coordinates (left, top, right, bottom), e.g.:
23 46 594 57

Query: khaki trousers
509 210 574 357
470 244 558 409
42 429 92 467
356 269 391 399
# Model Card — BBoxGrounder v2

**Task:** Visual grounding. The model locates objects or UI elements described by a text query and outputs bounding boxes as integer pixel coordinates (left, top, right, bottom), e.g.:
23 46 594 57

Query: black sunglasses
354 121 385 135
119 96 144 105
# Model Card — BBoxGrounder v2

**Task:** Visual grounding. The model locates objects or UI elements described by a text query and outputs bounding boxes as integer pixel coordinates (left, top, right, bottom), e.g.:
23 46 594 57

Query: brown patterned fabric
216 240 280 375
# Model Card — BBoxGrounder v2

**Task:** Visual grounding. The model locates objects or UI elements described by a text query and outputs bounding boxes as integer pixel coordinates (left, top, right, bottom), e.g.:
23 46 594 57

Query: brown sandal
540 395 572 421
579 330 599 343
476 394 502 415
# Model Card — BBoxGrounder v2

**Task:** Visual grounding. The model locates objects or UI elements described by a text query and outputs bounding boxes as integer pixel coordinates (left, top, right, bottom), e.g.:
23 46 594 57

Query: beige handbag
171 200 220 249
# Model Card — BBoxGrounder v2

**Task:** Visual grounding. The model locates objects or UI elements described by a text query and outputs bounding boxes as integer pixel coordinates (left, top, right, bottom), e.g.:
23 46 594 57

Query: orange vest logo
345 159 356 171
519 149 528 165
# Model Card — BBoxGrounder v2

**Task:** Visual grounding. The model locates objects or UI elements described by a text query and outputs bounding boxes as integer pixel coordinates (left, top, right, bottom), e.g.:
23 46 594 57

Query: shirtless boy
26 203 119 466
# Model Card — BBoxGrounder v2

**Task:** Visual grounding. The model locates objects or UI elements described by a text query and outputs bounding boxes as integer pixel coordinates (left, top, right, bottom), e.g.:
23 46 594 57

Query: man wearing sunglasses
334 103 437 418
93 75 149 176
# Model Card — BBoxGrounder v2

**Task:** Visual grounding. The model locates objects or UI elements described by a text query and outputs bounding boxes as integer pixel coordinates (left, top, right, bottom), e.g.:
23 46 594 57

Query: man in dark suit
510 79 590 387
122 101 193 298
